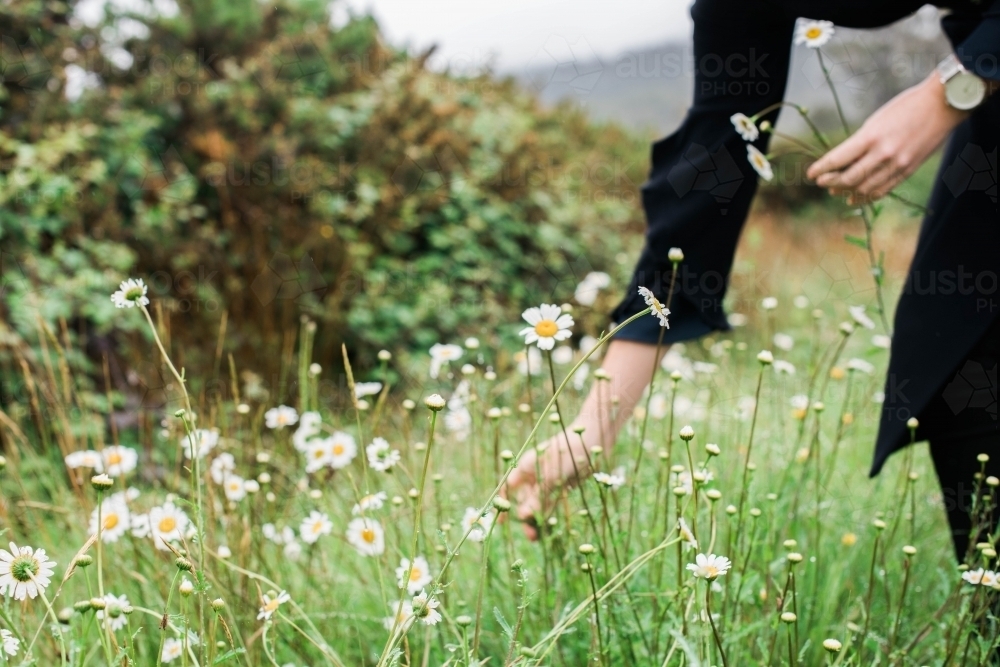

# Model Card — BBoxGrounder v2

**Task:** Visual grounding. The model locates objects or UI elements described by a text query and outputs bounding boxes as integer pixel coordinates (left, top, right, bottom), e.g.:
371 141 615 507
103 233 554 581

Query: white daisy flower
773 333 794 351
257 590 291 621
130 513 151 538
89 496 130 543
304 439 334 473
346 518 385 556
148 502 190 551
328 432 357 469
65 450 104 472
366 437 401 472
519 304 574 350
111 278 149 309
293 412 324 451
444 406 472 441
299 511 333 544
396 556 434 595
962 568 984 585
383 601 415 631
849 305 876 330
181 429 219 459
794 19 835 48
761 297 778 311
354 382 383 399
692 361 719 374
678 518 699 551
264 405 298 429
981 570 998 587
222 475 247 502
210 453 236 484
747 145 773 181
574 271 611 306
353 492 388 515
216 545 232 558
100 446 137 476
160 638 184 663
790 394 810 411
429 343 464 379
283 540 303 561
96 592 130 631
552 345 575 365
638 286 670 328
411 589 442 626
872 334 891 349
649 393 669 419
847 358 875 375
686 553 732 580
593 471 626 490
730 113 759 141
515 347 543 376
0 542 56 600
1 628 19 657
461 508 495 543
773 360 796 375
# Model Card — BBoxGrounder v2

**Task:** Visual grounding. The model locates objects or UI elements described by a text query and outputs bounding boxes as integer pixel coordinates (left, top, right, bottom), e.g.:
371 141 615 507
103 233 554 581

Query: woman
506 0 999 561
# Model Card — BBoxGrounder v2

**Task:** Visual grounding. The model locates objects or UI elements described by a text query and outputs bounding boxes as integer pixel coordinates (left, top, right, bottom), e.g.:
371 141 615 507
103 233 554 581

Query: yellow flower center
104 513 120 530
806 27 822 39
158 517 177 533
264 599 280 612
534 320 558 337
333 444 345 455
361 528 376 543
107 452 122 465
409 567 423 582
705 566 719 578
311 522 323 534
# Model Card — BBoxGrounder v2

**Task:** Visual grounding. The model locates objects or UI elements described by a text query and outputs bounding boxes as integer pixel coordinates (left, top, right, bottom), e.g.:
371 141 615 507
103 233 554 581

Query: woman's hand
807 73 970 204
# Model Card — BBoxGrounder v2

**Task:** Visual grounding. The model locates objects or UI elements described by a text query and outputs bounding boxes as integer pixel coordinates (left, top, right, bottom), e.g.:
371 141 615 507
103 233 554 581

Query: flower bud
705 443 721 457
176 557 193 572
787 552 804 564
493 497 511 512
906 417 919 430
378 350 392 361
456 614 473 627
212 598 226 611
89 597 106 610
902 545 917 556
179 579 194 596
91 474 114 490
424 394 447 411
74 554 94 568
668 247 684 263
823 638 842 652
578 543 595 555
679 425 695 441
780 612 797 623
756 350 774 365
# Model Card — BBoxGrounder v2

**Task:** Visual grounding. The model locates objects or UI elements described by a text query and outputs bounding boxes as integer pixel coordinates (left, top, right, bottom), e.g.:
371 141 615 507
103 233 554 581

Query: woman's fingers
807 131 871 182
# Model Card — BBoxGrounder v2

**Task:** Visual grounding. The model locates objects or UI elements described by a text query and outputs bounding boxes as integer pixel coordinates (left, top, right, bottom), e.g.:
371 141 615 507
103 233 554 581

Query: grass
0 223 997 667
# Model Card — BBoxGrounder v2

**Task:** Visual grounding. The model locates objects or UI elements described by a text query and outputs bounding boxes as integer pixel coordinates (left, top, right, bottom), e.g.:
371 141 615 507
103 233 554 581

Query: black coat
608 0 999 475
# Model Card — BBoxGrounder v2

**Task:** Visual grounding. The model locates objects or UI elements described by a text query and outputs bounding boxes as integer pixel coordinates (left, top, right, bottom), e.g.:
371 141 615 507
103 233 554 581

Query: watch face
946 72 987 110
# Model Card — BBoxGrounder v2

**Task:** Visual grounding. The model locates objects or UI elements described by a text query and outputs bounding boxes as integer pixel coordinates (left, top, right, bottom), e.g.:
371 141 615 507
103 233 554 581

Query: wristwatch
937 53 987 110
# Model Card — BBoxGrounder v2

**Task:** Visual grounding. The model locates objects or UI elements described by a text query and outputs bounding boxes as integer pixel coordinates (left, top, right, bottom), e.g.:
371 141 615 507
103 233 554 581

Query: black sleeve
943 0 1000 81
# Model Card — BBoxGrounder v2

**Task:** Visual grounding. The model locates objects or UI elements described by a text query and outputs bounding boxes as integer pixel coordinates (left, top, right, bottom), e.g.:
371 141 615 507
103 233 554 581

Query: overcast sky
339 0 694 72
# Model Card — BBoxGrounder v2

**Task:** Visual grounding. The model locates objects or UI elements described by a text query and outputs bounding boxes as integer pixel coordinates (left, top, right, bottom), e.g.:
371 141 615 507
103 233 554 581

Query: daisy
89 496 130 543
730 113 759 141
383 600 415 631
96 592 130 631
574 271 612 306
515 347 543 376
209 453 236 484
257 590 291 621
461 508 495 543
100 446 137 476
429 343 464 379
649 393 669 419
795 19 835 48
552 345 574 365
305 439 334 473
148 502 190 551
353 492 388 515
0 542 56 600
264 405 298 429
299 511 333 544
354 382 383 399
594 471 626 490
872 334 891 349
962 568 984 585
686 553 732 580
328 432 357 469
747 144 773 181
678 518 699 551
396 556 434 595
638 287 670 328
519 304 574 350
222 475 247 502
293 412 324 451
161 638 184 663
65 450 104 472
773 333 794 351
283 540 303 561
411 589 442 626
847 358 875 375
111 278 149 309
181 429 219 459
444 406 472 440
981 570 998 587
130 513 151 538
849 305 876 330
773 360 796 375
366 437 401 472
1 629 19 657
346 518 385 556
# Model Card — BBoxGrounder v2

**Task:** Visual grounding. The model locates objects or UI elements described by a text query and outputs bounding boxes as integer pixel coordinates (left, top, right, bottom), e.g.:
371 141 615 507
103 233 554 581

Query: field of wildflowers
0 236 997 666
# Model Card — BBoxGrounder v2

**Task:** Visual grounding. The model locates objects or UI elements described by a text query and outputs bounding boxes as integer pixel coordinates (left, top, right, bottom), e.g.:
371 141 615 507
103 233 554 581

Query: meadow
0 214 998 667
